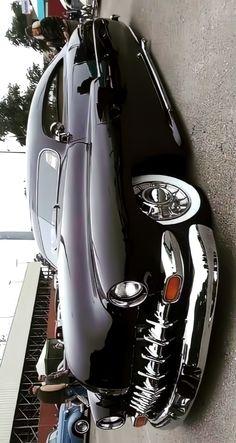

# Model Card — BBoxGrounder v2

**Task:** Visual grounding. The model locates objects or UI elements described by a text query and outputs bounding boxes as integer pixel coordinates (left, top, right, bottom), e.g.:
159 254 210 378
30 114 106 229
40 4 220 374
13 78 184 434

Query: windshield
43 60 64 137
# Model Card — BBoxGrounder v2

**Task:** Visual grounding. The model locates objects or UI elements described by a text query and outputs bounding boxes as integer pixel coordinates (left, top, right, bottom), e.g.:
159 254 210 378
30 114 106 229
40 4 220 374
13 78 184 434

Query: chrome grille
130 231 183 416
130 301 176 415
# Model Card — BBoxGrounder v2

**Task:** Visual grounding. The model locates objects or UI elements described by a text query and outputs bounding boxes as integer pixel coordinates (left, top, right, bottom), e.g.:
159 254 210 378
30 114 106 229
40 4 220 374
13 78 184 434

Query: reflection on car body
27 17 219 431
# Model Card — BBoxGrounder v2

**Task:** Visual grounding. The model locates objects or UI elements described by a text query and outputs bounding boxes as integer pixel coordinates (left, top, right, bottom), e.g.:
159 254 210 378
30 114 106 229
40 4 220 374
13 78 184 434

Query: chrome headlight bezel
107 281 148 308
96 415 125 430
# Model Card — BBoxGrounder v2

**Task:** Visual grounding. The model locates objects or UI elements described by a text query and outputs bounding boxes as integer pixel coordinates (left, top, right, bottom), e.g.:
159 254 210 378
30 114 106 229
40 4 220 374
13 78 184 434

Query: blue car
46 403 90 443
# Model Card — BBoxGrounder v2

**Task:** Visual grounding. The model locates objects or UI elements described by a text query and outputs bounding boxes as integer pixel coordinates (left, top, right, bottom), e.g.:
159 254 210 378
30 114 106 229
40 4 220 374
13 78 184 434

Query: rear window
37 150 59 224
37 150 60 265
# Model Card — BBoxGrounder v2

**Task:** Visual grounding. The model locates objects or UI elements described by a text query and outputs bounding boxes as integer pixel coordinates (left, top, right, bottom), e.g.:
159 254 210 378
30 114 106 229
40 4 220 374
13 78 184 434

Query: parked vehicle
46 403 90 443
60 0 86 10
36 339 64 376
61 0 97 20
55 303 63 341
27 16 219 430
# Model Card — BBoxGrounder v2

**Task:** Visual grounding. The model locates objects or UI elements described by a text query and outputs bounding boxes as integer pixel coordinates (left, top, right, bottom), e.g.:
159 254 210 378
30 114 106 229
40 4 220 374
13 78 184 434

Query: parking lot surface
90 1 236 442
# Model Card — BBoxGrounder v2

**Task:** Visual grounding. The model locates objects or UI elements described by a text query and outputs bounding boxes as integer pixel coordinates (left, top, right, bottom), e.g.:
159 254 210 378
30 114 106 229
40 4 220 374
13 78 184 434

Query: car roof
26 49 66 262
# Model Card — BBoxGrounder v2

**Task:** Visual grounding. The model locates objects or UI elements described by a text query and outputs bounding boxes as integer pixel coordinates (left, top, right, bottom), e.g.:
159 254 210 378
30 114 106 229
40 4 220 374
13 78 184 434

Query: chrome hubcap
133 181 191 222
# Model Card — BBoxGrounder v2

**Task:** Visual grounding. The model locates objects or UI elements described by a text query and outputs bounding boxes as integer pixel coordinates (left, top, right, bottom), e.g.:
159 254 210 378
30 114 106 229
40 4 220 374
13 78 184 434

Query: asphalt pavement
91 1 236 442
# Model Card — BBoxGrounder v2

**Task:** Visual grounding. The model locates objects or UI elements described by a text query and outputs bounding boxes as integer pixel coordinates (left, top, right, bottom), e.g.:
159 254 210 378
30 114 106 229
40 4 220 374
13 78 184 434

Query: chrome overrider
130 224 218 428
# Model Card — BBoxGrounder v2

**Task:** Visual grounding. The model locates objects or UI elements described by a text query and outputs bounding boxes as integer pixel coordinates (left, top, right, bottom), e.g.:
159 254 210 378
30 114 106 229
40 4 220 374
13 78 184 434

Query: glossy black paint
27 18 208 395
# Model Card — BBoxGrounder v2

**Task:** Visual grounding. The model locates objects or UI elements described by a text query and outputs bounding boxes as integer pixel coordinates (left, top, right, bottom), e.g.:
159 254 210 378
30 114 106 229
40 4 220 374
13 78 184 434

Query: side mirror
50 122 72 143
50 121 65 136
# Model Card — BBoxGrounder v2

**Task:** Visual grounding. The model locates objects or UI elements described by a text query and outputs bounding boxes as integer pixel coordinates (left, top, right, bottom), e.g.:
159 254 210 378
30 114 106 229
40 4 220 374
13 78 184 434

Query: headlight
97 415 125 430
108 281 147 308
74 419 89 434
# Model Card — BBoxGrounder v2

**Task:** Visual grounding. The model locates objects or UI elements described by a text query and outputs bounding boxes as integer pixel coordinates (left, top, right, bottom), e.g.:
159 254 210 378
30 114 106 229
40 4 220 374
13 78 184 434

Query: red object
163 275 182 303
38 286 58 442
47 0 65 17
133 415 148 427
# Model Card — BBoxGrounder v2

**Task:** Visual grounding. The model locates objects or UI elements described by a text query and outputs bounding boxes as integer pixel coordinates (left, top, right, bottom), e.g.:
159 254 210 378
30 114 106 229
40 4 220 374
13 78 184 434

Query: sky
0 1 42 353
0 1 42 100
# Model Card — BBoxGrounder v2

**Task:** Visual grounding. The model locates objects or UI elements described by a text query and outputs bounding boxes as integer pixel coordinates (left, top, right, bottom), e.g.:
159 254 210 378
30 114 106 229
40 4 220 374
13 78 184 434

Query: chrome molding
88 390 126 430
161 230 184 283
108 281 148 308
130 225 218 427
141 39 171 112
92 19 102 78
149 224 219 428
130 232 183 415
140 39 181 146
130 302 175 415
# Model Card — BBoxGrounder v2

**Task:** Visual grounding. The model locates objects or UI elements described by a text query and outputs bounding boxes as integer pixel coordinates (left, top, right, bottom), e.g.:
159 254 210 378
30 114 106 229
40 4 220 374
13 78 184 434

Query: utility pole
0 151 25 154
0 232 34 240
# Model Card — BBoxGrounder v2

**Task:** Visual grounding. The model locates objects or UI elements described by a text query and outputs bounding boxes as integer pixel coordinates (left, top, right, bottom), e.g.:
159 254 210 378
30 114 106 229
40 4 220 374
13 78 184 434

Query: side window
37 150 60 265
43 60 64 137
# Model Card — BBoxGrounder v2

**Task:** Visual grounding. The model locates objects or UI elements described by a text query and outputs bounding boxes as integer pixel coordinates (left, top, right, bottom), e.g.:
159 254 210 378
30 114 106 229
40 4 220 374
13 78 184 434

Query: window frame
42 59 64 138
36 149 61 266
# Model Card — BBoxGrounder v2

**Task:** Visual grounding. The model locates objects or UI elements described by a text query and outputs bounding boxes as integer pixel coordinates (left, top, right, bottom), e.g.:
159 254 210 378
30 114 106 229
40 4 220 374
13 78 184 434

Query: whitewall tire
132 174 201 225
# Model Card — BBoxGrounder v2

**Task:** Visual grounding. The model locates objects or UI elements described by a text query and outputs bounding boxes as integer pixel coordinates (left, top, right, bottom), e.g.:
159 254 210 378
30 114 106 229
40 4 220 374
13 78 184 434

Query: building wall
47 0 65 16
38 404 58 443
0 263 41 443
38 285 58 443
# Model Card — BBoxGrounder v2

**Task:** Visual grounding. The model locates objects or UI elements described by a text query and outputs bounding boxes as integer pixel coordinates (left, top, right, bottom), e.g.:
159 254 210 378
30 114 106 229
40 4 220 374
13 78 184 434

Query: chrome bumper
131 224 219 428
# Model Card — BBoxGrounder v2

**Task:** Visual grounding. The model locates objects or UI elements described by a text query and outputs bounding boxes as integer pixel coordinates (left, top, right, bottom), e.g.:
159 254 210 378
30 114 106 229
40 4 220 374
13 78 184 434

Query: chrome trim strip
140 39 182 146
141 353 170 364
161 231 184 282
127 25 140 44
149 224 219 428
92 19 101 78
130 225 218 424
184 225 218 368
129 233 183 415
143 334 173 346
147 318 176 329
137 371 165 382
153 303 171 325
140 38 171 112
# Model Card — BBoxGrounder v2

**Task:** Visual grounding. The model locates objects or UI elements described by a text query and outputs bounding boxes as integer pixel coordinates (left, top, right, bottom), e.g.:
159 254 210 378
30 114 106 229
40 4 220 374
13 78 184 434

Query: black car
27 17 219 430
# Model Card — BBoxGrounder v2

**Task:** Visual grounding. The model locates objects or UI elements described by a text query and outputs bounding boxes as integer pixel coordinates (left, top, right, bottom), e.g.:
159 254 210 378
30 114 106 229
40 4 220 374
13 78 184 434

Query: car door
65 33 98 141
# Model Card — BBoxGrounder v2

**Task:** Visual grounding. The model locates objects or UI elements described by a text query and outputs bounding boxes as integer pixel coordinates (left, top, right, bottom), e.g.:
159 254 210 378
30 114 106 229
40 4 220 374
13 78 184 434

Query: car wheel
132 174 201 225
72 418 89 436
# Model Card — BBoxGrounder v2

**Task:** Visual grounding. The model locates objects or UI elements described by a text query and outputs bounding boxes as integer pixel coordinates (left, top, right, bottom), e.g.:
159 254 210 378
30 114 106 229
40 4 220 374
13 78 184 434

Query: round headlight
97 415 125 430
74 419 89 434
108 281 147 308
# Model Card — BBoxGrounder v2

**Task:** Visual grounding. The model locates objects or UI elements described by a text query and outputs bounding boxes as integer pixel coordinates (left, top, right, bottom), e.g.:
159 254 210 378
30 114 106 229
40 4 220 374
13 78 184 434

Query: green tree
26 62 45 90
5 1 47 52
0 63 45 146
